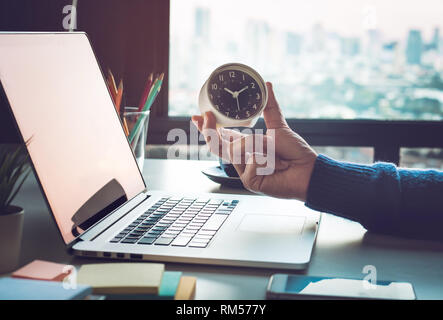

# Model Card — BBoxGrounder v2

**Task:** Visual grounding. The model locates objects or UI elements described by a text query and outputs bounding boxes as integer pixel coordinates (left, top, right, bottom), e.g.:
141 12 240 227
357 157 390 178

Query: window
164 0 443 165
400 148 443 169
170 0 443 120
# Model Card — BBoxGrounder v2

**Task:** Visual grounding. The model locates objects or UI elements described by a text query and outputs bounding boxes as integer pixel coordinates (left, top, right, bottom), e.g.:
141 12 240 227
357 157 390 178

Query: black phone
266 274 416 300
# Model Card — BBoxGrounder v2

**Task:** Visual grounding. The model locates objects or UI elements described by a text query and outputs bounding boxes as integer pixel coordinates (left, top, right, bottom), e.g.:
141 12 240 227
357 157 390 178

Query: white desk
11 159 443 299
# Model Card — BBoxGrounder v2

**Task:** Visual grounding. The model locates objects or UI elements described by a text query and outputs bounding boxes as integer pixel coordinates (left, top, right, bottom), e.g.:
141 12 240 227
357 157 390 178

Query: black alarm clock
198 63 268 127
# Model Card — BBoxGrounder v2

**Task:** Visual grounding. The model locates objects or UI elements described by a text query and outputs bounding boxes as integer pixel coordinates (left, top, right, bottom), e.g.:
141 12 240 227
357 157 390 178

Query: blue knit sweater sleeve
305 154 443 239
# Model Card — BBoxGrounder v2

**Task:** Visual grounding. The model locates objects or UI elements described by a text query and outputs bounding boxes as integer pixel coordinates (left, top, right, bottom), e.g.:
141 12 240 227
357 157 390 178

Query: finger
263 82 288 129
244 152 288 177
202 111 217 132
242 152 289 193
241 152 265 193
222 133 269 176
217 128 245 163
201 111 223 156
218 127 246 142
191 115 203 132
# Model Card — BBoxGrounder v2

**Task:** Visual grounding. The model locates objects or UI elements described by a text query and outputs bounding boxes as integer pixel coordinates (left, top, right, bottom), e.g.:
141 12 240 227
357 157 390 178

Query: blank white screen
0 33 146 244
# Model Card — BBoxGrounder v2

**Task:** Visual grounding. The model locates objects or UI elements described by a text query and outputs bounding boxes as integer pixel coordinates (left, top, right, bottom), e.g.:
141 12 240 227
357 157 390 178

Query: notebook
11 260 70 281
77 263 164 294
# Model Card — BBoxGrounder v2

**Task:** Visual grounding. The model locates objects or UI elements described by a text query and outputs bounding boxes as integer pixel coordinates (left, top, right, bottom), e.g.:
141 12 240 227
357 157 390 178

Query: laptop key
121 238 138 244
146 230 162 235
194 234 212 240
188 240 209 248
215 209 232 215
182 230 198 235
201 214 227 231
171 236 193 247
138 237 156 245
208 199 223 205
164 231 180 236
197 230 216 236
155 237 174 246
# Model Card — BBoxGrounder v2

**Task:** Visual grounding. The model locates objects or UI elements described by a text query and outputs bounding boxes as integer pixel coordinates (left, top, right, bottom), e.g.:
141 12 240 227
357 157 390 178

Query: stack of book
0 260 196 300
77 263 196 300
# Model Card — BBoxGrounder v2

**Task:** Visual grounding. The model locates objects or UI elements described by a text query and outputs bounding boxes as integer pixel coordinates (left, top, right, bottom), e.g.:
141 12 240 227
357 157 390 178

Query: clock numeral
219 74 224 81
229 71 235 78
225 112 230 117
252 104 257 110
256 93 260 100
235 115 240 120
209 94 213 100
251 82 256 89
246 110 251 117
211 83 218 90
215 105 219 110
242 74 246 81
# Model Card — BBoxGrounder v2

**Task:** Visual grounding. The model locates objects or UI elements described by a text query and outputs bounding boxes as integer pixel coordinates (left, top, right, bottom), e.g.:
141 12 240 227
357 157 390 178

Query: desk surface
11 159 443 299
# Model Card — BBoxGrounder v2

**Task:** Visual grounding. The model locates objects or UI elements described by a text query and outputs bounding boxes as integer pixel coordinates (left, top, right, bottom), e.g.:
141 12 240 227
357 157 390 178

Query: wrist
298 154 318 202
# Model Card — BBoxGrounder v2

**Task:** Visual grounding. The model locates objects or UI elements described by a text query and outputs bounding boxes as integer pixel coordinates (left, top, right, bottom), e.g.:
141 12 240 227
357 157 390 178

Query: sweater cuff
305 154 379 224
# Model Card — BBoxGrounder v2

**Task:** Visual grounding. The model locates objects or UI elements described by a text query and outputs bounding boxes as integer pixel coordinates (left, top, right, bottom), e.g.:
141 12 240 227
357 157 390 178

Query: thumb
263 82 288 129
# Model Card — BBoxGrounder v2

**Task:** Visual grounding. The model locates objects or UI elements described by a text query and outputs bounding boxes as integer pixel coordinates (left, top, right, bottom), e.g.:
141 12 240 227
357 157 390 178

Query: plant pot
0 206 24 274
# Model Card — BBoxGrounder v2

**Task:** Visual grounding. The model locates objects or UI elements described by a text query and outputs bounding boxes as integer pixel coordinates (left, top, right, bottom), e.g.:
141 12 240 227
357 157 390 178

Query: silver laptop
0 32 320 270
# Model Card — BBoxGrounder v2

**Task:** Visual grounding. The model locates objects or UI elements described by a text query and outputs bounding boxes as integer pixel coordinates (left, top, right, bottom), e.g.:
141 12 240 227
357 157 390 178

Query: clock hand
237 86 249 95
224 88 235 97
236 96 240 111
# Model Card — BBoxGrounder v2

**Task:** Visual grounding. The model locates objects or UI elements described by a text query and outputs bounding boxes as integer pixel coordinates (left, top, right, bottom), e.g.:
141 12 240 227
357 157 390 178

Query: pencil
115 79 123 114
107 69 118 102
122 117 130 137
137 73 154 112
144 73 163 110
128 73 164 144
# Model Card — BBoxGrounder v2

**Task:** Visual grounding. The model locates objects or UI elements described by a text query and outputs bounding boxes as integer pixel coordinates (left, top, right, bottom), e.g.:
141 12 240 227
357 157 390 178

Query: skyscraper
195 7 210 41
406 29 423 65
286 32 302 55
431 27 440 51
311 23 326 52
245 20 271 72
341 37 360 56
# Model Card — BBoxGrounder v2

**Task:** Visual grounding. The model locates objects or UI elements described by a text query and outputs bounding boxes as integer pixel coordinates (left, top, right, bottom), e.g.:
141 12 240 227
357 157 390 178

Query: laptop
0 32 320 270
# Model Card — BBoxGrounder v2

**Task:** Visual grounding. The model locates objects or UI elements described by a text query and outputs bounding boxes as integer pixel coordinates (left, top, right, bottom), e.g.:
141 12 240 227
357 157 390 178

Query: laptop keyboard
110 197 239 248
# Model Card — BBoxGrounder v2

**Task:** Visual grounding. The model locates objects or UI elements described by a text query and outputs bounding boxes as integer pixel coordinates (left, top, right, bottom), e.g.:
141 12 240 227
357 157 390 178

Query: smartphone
266 274 416 300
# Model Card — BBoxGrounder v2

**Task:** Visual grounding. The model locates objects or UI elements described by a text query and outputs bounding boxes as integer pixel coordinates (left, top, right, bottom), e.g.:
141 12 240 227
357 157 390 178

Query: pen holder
122 109 150 172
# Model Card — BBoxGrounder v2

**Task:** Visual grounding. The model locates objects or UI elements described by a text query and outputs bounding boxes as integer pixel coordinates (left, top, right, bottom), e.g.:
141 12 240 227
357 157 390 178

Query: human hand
191 82 318 201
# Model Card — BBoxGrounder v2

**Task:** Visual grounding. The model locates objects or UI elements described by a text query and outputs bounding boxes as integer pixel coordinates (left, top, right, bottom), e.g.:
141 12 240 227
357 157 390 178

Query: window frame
152 1 443 165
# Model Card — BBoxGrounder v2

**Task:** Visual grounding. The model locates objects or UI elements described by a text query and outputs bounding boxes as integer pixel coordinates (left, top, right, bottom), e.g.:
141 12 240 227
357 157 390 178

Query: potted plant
0 143 31 273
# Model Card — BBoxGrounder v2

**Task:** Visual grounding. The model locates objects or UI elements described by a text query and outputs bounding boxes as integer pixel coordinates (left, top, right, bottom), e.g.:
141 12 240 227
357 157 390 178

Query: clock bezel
205 63 268 125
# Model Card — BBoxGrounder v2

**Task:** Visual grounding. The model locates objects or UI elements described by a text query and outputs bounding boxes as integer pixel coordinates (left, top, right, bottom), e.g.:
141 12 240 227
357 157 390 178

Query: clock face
207 68 264 120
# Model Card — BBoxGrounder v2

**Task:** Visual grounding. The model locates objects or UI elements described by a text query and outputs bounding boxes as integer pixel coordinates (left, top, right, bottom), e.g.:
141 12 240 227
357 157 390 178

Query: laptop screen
0 33 146 245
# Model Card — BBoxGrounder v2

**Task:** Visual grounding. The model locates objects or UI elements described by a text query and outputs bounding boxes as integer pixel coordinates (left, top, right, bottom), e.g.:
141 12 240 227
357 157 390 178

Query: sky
171 0 443 42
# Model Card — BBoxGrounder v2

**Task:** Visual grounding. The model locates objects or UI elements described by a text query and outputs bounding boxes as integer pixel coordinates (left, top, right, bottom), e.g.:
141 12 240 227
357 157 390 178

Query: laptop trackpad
237 214 305 235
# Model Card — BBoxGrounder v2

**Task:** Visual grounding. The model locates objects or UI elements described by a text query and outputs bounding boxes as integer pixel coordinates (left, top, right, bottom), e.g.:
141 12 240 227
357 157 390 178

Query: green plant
0 143 31 214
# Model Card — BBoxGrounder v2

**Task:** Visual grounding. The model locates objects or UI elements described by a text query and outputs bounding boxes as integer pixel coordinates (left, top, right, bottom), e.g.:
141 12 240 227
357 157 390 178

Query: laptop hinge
77 190 150 242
